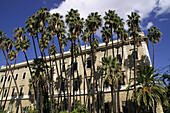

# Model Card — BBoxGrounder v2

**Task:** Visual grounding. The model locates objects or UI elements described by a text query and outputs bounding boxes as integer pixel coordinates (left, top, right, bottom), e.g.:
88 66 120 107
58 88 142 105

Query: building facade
0 33 163 113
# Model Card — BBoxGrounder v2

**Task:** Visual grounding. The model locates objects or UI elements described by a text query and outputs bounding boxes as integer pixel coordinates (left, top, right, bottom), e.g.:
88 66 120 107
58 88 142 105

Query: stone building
0 33 163 113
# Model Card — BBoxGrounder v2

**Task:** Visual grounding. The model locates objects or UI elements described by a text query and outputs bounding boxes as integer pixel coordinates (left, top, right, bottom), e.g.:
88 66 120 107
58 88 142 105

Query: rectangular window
20 87 23 96
12 88 15 96
117 54 122 63
87 59 91 68
73 80 78 91
73 62 77 71
8 76 11 82
15 74 18 80
0 77 3 83
22 73 26 79
61 81 65 92
62 65 65 72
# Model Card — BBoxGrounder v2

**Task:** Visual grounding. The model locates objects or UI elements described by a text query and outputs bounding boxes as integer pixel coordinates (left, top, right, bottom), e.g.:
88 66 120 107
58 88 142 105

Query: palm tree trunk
153 42 155 68
116 79 120 113
31 35 38 59
111 27 115 58
77 38 90 105
61 49 70 112
133 32 137 113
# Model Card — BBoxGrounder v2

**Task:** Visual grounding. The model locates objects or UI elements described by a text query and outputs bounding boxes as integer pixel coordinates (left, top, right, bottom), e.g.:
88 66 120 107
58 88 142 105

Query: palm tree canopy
85 12 102 34
99 56 122 84
147 26 162 44
128 65 168 108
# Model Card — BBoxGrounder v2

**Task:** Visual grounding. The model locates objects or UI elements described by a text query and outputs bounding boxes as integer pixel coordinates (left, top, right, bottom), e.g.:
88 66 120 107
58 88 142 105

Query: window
73 62 77 71
4 89 7 97
117 54 122 63
12 88 15 96
22 73 26 79
8 76 11 82
132 51 138 59
20 87 23 96
0 77 3 83
73 80 78 91
61 81 65 92
62 65 65 72
87 59 91 68
28 89 31 96
15 74 18 80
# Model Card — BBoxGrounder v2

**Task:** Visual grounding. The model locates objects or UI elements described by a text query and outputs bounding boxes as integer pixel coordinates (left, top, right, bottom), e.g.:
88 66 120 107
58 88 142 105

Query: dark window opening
117 54 122 63
22 73 26 79
74 80 78 91
61 81 65 92
62 65 65 72
15 74 18 80
104 102 110 113
132 51 138 59
122 101 128 113
73 62 77 71
1 77 3 83
12 88 15 96
8 76 11 82
104 80 109 88
28 89 31 95
87 59 91 68
20 87 23 96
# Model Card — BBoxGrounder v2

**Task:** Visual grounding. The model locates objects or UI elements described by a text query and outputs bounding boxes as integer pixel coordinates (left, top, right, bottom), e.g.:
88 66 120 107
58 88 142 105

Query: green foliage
27 108 39 113
71 102 89 113
59 111 68 113
128 65 168 111
0 109 4 113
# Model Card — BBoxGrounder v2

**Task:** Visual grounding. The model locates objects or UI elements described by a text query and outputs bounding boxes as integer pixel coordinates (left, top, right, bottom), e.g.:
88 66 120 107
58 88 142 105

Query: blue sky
0 0 170 73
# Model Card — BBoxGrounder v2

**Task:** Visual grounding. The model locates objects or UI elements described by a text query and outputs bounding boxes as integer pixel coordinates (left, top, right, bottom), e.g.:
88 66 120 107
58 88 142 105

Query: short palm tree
99 56 122 113
147 26 162 68
128 65 167 113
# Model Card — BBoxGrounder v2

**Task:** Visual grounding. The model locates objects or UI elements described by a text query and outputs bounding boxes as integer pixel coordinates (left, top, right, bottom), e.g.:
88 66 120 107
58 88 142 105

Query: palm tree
99 56 122 113
85 12 102 112
104 10 118 57
127 12 141 113
65 9 80 108
128 65 167 113
25 15 39 59
147 26 162 68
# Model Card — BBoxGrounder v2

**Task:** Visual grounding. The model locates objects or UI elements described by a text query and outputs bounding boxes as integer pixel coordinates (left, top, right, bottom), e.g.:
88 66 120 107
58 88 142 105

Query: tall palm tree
147 26 162 68
85 12 102 112
65 9 80 108
100 25 112 112
128 65 167 113
127 12 141 113
0 30 8 102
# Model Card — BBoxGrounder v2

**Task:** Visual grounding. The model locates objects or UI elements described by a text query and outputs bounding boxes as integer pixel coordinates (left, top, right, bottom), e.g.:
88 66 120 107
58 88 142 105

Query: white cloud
146 22 153 29
49 0 158 20
155 0 170 16
159 18 168 21
49 0 170 37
